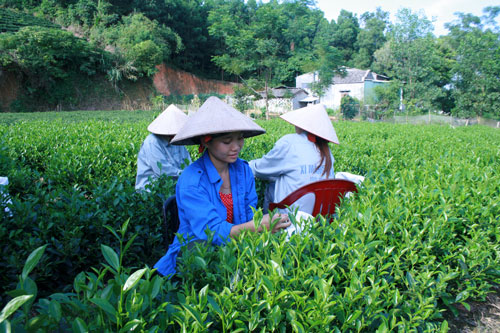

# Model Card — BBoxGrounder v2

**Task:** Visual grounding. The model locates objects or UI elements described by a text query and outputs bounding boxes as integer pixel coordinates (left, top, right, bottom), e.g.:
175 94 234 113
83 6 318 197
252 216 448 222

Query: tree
373 8 443 113
446 8 500 119
352 8 389 69
0 26 108 81
432 36 456 114
208 0 281 118
306 41 344 98
295 16 344 98
57 0 119 29
153 0 221 78
274 0 327 84
371 81 403 119
0 25 110 109
331 10 359 64
340 95 359 119
207 0 340 118
100 13 182 79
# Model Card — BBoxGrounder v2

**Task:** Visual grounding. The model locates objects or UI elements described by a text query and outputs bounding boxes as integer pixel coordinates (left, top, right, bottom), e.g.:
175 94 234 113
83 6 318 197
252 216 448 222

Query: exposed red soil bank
153 64 237 96
0 70 20 112
0 64 237 111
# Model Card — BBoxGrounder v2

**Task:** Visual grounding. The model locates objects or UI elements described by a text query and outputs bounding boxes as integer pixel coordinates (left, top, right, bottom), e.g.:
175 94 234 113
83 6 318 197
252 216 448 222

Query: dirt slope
153 64 237 96
0 64 237 112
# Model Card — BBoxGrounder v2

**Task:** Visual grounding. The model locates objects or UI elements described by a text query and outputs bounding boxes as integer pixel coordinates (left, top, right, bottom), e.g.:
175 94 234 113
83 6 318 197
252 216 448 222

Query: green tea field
0 111 499 331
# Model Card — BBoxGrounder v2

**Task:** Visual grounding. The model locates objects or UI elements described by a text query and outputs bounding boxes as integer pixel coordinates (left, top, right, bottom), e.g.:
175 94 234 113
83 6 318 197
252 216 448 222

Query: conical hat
147 104 188 135
171 96 265 145
280 104 339 144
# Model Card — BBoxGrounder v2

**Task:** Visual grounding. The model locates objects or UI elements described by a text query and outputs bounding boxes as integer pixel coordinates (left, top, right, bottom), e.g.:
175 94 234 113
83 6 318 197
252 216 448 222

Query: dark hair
313 136 332 177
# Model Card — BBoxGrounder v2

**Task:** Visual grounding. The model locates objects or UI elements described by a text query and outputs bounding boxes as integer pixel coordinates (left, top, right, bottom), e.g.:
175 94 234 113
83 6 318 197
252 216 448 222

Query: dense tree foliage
331 9 359 64
370 7 499 118
0 1 499 118
372 9 443 113
445 9 500 119
207 0 341 116
0 26 110 106
352 8 389 69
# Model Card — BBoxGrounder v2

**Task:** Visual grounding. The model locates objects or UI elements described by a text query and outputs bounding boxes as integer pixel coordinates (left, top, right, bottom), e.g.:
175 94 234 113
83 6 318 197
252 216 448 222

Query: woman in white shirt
249 104 339 214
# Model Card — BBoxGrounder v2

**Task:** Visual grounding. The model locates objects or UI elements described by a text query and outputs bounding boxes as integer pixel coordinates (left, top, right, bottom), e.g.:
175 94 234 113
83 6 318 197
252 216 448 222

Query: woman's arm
229 213 290 238
249 136 294 179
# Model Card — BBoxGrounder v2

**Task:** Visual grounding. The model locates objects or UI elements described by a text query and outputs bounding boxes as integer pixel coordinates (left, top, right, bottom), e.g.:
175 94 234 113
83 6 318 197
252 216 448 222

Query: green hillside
0 8 59 33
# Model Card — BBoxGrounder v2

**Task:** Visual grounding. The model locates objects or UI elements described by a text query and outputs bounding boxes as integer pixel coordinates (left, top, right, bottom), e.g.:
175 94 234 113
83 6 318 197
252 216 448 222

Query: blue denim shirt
154 151 257 277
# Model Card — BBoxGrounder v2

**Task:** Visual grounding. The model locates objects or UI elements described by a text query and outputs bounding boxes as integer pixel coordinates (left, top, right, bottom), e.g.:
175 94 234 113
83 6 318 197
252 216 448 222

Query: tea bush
0 8 60 33
0 113 499 331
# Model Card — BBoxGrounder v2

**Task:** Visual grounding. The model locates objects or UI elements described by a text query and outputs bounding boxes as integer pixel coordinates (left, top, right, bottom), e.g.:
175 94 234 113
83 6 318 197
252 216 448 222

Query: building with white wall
296 68 390 110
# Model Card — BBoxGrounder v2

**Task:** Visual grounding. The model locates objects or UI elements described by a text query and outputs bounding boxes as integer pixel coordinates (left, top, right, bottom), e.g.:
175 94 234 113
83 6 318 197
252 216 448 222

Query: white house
295 68 390 109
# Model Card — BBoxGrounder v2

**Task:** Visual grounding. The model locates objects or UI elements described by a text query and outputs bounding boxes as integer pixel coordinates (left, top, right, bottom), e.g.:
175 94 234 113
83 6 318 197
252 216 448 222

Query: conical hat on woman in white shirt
171 96 265 145
147 104 188 136
280 103 339 144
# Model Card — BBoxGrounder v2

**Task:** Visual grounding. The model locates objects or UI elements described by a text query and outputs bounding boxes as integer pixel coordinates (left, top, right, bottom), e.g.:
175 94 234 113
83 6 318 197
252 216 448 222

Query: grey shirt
135 134 191 190
249 132 334 214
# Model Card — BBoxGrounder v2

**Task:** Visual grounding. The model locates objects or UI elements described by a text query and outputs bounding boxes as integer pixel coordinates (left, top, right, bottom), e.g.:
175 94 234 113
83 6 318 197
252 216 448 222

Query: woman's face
206 132 245 164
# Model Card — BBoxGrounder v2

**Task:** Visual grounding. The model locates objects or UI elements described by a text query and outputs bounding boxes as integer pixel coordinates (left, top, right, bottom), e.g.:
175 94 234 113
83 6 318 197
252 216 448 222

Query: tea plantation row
0 112 499 331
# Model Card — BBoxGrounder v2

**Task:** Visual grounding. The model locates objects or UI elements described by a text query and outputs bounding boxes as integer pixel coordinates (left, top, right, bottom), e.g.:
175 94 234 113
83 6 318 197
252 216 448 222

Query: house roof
300 95 319 102
332 68 389 84
258 86 308 98
298 67 389 84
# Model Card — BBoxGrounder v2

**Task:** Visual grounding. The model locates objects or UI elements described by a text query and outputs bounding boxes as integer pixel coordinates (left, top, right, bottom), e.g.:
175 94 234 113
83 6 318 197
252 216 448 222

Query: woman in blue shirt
154 97 290 277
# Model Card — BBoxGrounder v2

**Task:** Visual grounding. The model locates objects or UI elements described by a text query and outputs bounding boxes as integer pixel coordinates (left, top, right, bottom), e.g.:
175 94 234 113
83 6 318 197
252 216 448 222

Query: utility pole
397 81 406 123
399 86 404 112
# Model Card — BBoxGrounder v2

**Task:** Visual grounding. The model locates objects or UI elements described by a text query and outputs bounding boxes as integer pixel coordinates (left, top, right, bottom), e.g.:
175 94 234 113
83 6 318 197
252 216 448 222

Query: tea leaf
123 268 147 292
121 319 142 332
101 245 119 272
460 301 471 311
292 320 305 333
0 295 34 323
406 272 416 289
207 296 222 316
72 317 88 332
104 225 121 242
181 303 203 324
149 276 162 299
440 320 449 332
90 297 117 318
49 300 62 322
22 245 47 280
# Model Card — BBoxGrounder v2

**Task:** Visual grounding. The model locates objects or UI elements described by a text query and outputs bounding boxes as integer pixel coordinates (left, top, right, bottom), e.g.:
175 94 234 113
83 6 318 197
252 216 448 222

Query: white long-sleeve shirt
135 134 191 190
249 132 334 214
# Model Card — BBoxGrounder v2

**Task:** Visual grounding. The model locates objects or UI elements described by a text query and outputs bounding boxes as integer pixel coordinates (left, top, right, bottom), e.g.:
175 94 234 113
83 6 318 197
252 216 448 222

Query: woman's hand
230 213 291 238
260 213 291 233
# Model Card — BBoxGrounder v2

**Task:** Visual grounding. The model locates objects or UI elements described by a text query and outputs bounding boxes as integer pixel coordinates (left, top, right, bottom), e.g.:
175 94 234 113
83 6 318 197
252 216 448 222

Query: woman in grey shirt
249 104 339 214
135 105 192 190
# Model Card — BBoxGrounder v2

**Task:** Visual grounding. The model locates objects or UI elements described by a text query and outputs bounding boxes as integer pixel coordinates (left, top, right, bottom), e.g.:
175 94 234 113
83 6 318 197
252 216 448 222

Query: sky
314 0 499 36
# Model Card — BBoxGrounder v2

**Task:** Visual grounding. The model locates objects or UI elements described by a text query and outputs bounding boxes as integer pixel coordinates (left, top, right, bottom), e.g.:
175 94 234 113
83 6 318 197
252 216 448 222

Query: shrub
340 95 359 120
1 113 499 331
